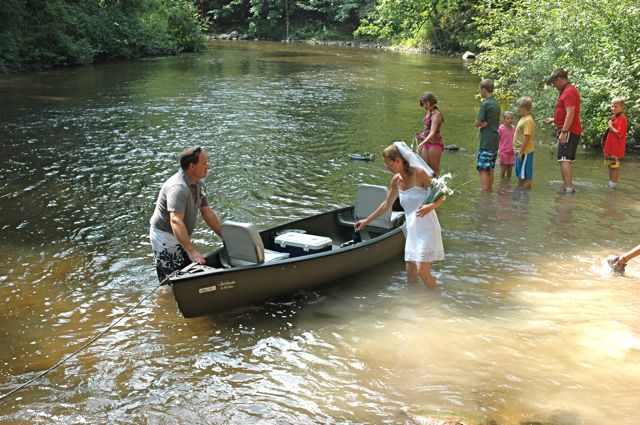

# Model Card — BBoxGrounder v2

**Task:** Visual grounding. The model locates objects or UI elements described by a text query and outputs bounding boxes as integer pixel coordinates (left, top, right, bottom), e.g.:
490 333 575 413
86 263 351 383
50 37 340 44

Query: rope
0 278 169 403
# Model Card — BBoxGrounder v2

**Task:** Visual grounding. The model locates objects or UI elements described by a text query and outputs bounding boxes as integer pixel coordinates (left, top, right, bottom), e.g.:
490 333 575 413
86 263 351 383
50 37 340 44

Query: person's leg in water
479 169 494 191
424 147 442 176
406 261 419 284
418 261 437 289
608 158 620 188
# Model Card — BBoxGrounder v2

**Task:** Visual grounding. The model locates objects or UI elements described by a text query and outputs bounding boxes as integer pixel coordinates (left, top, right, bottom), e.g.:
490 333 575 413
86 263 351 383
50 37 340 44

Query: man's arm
562 106 575 132
557 105 575 144
474 101 486 128
170 211 205 264
200 206 222 238
474 119 487 128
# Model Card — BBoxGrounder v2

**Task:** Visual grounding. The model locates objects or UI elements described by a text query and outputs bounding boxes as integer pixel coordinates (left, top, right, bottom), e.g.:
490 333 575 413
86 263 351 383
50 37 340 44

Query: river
1 40 639 424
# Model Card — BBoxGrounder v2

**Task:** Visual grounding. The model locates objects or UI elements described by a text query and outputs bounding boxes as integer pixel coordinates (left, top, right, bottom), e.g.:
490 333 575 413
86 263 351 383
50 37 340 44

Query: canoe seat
338 184 404 229
221 221 290 267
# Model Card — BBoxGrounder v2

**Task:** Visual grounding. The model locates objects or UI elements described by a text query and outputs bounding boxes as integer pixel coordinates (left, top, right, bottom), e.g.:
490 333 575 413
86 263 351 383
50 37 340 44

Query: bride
355 141 445 288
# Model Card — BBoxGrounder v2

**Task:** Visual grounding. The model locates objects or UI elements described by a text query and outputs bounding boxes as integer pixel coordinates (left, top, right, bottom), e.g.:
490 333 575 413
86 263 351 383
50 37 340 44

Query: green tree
354 0 479 51
198 0 250 32
0 0 206 72
471 0 640 147
199 0 369 40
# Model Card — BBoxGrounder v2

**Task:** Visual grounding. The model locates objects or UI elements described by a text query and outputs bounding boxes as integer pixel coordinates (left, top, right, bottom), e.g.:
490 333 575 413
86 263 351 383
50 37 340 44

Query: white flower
424 173 455 204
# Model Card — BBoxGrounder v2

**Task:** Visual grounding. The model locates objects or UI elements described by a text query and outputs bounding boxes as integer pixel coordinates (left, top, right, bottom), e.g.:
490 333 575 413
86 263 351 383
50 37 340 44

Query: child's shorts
476 149 497 171
515 152 534 180
604 154 620 169
499 150 515 165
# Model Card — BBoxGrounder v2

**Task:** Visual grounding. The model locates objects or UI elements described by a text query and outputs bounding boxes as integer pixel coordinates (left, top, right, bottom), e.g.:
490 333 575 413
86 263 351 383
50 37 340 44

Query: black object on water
349 152 375 161
353 230 362 243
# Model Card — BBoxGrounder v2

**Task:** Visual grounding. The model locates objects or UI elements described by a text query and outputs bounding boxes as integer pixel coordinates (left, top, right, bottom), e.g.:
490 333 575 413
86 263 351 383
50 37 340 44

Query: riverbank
210 33 470 58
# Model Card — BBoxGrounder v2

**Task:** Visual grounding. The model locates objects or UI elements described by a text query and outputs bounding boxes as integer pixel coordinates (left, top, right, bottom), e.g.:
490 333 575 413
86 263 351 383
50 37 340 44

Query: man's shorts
604 154 620 169
150 227 190 282
476 149 498 171
557 132 580 162
515 152 534 180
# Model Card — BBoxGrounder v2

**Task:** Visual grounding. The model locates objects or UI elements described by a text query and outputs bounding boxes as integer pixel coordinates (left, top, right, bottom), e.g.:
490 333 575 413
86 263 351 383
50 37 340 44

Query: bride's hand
416 203 434 217
416 197 443 217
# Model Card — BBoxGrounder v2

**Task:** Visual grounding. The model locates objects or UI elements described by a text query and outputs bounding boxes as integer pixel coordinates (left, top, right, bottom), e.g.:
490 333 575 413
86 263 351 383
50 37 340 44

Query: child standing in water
513 97 536 189
355 141 444 288
415 92 445 176
473 79 501 191
603 96 627 189
498 111 515 178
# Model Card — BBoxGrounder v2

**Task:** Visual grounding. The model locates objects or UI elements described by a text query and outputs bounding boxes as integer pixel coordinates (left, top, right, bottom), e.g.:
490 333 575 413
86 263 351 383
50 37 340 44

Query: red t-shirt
554 83 582 135
604 113 627 158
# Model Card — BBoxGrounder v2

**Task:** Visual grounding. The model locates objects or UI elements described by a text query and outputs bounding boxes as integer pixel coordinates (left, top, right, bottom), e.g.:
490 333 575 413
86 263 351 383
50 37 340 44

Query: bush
354 0 479 52
471 0 640 149
0 0 206 72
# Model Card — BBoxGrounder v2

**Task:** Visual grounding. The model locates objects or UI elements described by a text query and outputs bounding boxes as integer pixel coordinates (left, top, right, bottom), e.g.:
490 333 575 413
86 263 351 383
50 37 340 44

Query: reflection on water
1 41 640 424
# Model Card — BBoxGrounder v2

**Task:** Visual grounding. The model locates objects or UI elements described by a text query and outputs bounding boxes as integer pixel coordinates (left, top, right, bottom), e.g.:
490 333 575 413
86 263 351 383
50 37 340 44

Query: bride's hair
382 144 410 174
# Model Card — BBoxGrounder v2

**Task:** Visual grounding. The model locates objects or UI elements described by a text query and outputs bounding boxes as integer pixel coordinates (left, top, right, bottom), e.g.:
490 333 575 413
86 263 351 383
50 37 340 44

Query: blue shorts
515 152 534 180
476 149 497 171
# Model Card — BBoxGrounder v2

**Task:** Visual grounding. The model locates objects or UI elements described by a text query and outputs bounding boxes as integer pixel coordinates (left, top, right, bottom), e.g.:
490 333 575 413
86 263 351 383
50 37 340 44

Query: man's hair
479 79 494 93
515 97 533 111
180 147 202 170
547 68 569 84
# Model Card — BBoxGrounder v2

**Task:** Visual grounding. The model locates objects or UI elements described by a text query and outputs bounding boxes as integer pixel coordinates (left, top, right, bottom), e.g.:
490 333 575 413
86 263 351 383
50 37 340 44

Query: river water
1 41 639 424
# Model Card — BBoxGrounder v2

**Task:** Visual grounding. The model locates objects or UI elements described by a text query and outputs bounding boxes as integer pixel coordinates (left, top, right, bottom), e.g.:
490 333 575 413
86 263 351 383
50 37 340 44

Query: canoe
169 186 405 317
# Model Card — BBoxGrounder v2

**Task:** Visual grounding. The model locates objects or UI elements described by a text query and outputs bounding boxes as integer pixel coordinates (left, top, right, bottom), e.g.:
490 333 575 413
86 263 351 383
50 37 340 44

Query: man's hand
557 131 569 145
187 250 206 265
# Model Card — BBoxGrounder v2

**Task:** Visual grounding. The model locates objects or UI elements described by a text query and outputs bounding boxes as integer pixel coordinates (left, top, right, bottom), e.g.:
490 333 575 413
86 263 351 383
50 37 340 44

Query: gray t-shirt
149 170 209 235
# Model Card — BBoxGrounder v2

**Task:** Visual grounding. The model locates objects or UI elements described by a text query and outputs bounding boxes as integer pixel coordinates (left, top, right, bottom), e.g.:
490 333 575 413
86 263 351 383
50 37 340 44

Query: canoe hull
170 207 405 317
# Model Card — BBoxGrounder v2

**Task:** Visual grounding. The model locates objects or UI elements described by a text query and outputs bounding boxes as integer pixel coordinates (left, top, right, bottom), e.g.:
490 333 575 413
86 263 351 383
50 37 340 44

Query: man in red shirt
543 68 582 193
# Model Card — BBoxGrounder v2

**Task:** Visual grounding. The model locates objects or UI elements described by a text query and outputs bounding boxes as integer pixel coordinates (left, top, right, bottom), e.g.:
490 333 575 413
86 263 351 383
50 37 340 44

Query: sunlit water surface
1 41 639 424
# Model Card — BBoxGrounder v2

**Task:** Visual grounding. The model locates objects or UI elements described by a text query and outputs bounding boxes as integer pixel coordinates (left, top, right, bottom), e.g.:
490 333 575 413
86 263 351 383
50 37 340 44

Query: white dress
399 186 445 263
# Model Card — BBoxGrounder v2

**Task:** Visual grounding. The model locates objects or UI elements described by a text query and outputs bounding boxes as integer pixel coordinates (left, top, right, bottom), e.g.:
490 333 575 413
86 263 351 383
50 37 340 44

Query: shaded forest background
1 0 638 147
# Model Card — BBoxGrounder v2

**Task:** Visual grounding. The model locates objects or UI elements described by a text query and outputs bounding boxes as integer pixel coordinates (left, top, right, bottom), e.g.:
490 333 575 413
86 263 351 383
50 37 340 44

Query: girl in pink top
498 111 515 178
415 92 445 176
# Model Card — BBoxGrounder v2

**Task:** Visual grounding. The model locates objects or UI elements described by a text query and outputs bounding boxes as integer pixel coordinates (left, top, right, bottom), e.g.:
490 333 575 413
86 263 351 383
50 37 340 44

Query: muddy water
1 41 639 424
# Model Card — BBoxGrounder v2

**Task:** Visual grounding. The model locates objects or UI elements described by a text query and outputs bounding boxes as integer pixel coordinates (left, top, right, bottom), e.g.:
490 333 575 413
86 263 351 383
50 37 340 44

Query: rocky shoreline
209 32 476 59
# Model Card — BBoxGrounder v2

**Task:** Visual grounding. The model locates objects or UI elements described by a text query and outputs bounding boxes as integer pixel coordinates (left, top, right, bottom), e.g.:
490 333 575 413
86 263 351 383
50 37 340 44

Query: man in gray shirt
149 147 222 281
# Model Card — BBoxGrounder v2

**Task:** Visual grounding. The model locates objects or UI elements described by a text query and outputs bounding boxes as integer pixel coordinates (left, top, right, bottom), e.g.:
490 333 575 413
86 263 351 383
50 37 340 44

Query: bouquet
424 173 454 204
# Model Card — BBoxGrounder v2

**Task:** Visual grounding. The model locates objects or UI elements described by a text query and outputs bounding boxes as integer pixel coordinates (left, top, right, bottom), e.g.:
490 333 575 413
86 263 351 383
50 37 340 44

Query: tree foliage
471 0 640 147
199 0 370 40
0 0 206 72
354 0 479 51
